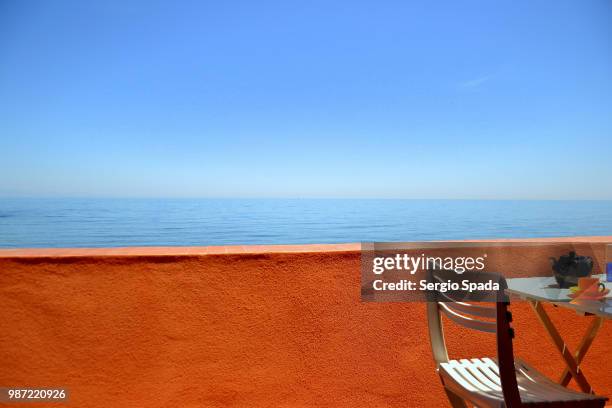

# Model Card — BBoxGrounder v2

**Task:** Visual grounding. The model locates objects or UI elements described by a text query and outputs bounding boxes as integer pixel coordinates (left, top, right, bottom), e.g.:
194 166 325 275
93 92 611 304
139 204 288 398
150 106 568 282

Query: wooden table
506 274 611 394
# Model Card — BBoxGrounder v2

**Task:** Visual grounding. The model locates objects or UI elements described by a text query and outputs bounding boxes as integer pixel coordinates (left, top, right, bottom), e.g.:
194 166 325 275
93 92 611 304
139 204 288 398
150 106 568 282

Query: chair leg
444 388 468 408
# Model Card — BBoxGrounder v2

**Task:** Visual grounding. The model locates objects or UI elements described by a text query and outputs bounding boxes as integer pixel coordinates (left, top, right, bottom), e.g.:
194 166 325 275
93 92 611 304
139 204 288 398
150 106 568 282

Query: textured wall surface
0 239 611 407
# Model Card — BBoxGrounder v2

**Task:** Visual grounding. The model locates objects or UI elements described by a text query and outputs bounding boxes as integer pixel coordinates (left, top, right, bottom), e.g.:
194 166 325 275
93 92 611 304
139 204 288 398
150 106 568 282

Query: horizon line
2 196 612 201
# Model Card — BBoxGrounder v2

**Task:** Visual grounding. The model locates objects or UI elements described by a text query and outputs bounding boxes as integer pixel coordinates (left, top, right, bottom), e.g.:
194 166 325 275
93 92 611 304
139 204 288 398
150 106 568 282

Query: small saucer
568 288 610 300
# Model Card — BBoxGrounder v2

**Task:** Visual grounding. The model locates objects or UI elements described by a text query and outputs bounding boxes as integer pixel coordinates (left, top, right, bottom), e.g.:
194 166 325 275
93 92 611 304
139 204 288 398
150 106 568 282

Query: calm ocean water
0 198 611 248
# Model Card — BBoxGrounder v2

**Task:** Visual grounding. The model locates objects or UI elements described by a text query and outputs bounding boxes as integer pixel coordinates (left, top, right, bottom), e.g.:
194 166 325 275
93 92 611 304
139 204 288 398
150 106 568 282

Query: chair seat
439 357 608 408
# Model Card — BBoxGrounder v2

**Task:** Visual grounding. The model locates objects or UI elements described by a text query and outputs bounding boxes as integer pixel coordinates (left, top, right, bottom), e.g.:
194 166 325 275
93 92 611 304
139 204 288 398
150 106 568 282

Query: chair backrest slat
439 302 497 333
436 292 497 318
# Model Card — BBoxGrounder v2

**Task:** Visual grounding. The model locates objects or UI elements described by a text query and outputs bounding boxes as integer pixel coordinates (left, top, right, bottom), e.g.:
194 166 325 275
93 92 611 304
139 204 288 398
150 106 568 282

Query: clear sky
1 1 611 199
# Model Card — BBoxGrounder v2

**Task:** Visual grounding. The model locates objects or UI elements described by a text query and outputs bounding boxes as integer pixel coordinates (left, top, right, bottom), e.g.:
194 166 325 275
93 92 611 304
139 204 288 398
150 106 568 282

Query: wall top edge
1 236 612 258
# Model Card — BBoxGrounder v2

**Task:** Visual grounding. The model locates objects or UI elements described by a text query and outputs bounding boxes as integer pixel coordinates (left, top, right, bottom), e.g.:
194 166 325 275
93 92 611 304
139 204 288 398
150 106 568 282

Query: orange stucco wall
0 238 611 407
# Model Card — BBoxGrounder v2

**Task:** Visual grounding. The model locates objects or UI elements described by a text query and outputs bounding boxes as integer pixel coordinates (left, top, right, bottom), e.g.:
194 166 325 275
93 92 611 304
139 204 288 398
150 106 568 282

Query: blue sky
1 1 611 199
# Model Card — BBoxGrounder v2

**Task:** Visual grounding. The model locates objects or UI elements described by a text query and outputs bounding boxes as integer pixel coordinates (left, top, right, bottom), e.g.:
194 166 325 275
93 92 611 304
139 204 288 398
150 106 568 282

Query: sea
0 198 611 248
